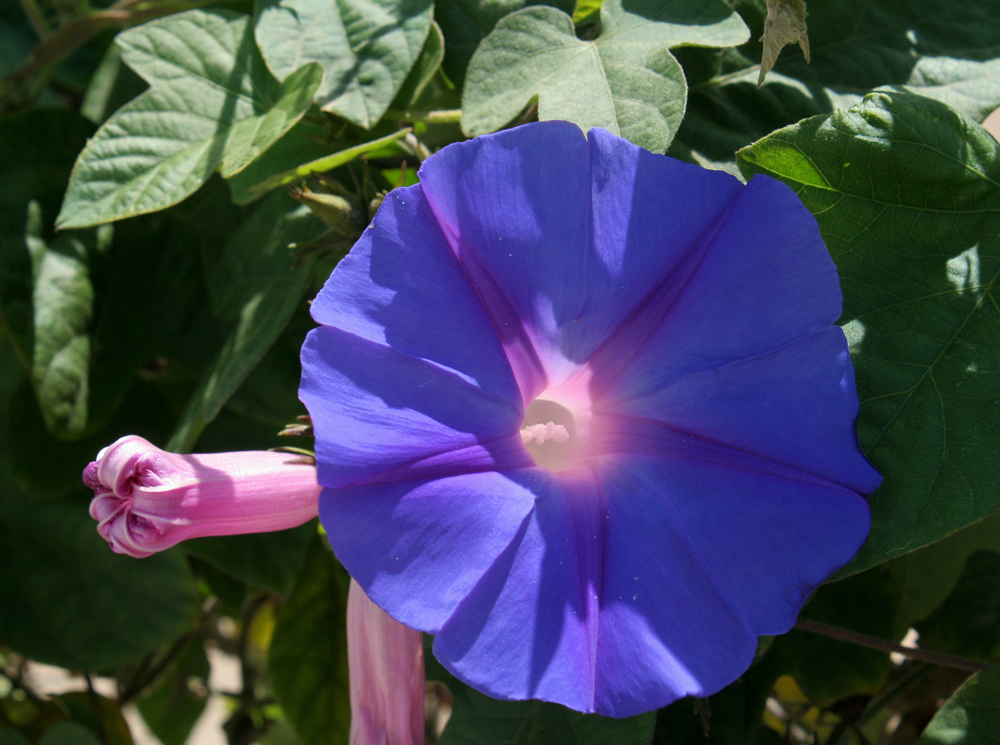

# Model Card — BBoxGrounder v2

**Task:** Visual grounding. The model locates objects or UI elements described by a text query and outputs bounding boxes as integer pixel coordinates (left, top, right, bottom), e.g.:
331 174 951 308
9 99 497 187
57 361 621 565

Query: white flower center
519 366 594 472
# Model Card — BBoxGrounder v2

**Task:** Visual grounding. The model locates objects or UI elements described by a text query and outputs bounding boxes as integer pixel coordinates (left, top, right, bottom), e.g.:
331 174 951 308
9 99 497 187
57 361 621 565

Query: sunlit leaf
57 10 323 228
462 0 749 153
255 0 433 128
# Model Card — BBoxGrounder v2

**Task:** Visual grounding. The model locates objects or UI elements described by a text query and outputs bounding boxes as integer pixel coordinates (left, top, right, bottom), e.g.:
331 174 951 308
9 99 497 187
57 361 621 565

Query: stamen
520 422 571 445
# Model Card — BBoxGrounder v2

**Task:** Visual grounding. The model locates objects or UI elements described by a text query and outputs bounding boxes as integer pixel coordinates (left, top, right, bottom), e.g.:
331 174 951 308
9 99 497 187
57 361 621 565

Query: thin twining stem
794 617 991 673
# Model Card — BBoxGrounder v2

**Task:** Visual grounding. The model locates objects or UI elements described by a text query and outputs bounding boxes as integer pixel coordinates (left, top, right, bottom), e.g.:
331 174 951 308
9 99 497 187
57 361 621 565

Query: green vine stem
795 617 991 673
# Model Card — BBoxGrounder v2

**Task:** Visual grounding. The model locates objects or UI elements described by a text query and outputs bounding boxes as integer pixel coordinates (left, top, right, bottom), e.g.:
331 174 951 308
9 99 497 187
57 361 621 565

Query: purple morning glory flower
299 122 880 718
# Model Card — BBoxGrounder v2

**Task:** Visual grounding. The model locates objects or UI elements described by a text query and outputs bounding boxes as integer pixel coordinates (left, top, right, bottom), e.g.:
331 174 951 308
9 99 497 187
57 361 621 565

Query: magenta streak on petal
85 435 320 558
583 190 743 402
594 410 848 492
326 433 534 491
422 203 549 406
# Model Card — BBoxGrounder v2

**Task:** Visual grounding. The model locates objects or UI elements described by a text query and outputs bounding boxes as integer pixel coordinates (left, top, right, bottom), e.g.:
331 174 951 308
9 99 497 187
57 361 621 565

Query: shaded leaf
771 0 1000 123
916 665 1000 745
737 90 1000 575
167 192 324 452
20 202 110 438
56 692 134 745
135 638 210 745
674 0 1000 174
231 127 412 205
185 523 314 595
0 489 199 670
57 10 323 228
37 723 102 745
269 538 351 745
429 654 655 745
255 0 433 128
0 729 30 745
890 510 1000 630
392 20 445 109
462 0 749 153
6 377 173 499
916 551 1000 662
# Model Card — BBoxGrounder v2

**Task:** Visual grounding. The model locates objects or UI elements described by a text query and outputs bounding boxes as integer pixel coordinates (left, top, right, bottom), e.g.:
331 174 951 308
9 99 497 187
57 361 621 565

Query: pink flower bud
84 435 320 558
348 580 425 745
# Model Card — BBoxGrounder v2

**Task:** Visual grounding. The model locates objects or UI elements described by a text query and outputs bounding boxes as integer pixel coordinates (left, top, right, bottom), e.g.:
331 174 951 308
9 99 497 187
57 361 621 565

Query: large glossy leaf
255 0 434 128
57 9 323 228
462 0 748 153
167 192 323 452
916 665 1000 745
737 90 1000 575
433 0 575 84
269 538 351 745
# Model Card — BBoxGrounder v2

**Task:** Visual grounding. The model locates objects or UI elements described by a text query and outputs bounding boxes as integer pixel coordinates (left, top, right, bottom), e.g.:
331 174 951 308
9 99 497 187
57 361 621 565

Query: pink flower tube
348 580 425 745
84 435 320 558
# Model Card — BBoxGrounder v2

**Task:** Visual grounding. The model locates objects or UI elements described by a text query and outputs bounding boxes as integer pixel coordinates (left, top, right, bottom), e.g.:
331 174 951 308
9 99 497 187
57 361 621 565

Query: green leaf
736 90 1000 575
434 0 576 84
225 118 332 205
0 489 199 670
462 0 749 153
37 723 102 745
135 637 210 745
56 9 323 228
20 203 110 438
432 653 656 745
392 20 445 109
269 538 351 745
0 729 30 745
255 0 434 128
230 127 413 204
916 665 1000 745
0 110 105 439
55 692 134 745
915 551 1000 662
890 510 1000 629
1 112 209 442
573 0 603 24
185 523 314 595
167 192 323 452
6 377 174 499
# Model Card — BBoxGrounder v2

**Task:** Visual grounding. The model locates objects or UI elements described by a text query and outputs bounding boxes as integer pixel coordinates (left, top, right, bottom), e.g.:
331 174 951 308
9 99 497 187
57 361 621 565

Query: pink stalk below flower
348 580 425 745
84 435 321 558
